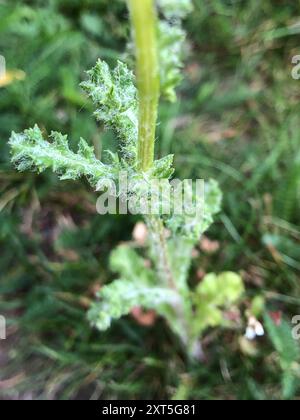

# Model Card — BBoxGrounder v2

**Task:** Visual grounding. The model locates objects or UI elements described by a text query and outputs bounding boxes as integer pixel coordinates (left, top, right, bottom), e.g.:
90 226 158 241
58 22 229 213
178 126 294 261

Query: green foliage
7 0 224 357
89 243 244 351
3 0 300 401
166 179 222 241
193 272 244 335
110 245 156 284
196 272 244 305
80 60 138 163
151 154 175 179
157 0 193 19
250 296 265 318
89 245 185 339
264 314 300 399
9 125 114 186
157 22 186 102
88 279 180 331
157 0 193 102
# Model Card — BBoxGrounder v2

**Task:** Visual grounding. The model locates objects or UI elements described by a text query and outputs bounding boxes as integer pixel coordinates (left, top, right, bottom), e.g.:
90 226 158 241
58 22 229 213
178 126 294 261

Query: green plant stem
128 0 173 296
128 0 194 351
147 215 194 349
147 215 176 289
128 0 160 171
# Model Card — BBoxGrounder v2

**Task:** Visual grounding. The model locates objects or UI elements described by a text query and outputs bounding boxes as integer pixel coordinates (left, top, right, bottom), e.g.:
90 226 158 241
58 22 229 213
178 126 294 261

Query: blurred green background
0 0 299 400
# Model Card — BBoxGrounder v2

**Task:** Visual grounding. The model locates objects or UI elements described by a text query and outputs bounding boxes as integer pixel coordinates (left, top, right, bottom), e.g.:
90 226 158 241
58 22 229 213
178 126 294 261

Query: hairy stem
128 0 160 171
128 1 194 351
147 215 193 347
128 0 172 290
147 216 176 289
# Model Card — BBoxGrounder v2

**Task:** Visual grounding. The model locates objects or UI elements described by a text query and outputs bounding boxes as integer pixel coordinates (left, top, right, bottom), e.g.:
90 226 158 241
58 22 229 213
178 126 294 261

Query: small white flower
245 326 257 341
245 316 265 341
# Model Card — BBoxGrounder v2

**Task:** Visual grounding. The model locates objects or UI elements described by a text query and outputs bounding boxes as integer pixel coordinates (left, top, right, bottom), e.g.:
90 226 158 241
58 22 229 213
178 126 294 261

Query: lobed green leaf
88 279 181 331
9 125 114 187
81 59 138 164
